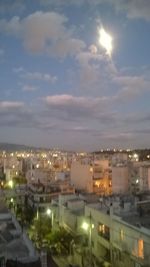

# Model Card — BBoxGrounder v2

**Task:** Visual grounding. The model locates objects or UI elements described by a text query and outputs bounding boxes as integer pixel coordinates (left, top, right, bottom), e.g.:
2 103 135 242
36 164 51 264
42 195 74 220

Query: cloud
22 85 38 91
0 11 85 57
113 74 150 101
0 0 25 15
13 67 24 73
22 71 57 83
76 45 150 100
39 0 150 21
0 101 38 128
89 44 98 54
75 46 117 90
0 97 150 150
13 68 57 84
48 38 85 58
0 101 24 112
111 0 150 21
76 49 103 89
43 94 114 123
38 0 85 7
123 112 150 125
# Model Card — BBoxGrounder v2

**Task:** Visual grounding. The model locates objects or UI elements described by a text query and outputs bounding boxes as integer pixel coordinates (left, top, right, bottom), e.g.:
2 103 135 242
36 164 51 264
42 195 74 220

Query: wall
112 166 129 194
71 162 93 192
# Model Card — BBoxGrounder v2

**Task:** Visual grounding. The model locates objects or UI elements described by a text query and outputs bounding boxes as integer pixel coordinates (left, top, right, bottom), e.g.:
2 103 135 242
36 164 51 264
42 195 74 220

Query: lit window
120 229 124 241
98 223 110 240
138 239 144 259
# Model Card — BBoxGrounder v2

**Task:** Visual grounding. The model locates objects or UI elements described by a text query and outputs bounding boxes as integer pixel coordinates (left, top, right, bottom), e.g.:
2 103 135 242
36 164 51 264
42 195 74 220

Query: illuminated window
120 229 124 241
138 239 144 259
94 181 100 187
98 223 110 240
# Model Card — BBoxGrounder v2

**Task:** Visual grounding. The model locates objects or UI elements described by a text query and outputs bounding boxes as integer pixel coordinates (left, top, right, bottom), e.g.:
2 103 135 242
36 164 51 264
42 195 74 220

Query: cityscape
0 147 150 267
0 0 150 267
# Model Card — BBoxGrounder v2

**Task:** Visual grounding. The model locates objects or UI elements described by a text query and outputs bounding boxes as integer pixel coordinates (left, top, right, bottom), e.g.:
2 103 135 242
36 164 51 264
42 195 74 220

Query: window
120 229 124 241
132 238 144 259
138 239 144 259
98 223 110 240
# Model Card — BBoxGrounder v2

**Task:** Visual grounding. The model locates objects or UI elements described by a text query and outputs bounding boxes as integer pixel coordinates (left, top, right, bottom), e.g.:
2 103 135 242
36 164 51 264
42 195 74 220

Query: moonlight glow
99 27 113 56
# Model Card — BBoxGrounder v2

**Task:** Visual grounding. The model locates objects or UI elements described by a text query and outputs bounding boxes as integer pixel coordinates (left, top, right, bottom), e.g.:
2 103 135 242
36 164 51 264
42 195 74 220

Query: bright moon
99 27 113 56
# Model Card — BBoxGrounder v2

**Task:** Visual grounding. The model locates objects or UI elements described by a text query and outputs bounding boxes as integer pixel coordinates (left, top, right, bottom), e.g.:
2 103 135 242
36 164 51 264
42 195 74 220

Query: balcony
93 173 103 179
97 235 110 249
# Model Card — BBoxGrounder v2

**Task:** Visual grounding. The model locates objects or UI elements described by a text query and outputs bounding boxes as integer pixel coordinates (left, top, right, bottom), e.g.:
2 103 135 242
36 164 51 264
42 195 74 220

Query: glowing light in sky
99 27 113 56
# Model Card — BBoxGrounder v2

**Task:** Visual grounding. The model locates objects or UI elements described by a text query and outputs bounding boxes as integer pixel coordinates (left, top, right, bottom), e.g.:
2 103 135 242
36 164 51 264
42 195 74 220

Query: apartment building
28 181 75 213
0 203 40 267
52 193 150 267
70 160 112 195
112 165 129 194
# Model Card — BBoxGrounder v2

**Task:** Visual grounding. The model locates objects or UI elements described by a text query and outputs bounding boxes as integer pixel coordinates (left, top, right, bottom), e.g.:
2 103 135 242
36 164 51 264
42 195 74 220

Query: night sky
0 0 150 151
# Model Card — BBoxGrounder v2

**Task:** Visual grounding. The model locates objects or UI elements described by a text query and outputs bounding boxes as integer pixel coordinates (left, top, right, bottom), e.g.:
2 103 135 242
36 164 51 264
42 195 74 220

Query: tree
28 214 52 249
47 227 73 255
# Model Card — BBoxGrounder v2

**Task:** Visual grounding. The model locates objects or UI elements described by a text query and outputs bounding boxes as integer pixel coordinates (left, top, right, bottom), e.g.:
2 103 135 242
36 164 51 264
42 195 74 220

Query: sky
0 0 150 151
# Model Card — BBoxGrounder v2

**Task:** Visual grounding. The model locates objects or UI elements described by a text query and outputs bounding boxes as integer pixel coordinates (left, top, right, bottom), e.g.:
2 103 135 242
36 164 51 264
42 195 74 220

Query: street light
10 198 14 203
82 213 94 267
8 180 13 188
46 208 51 216
46 208 53 228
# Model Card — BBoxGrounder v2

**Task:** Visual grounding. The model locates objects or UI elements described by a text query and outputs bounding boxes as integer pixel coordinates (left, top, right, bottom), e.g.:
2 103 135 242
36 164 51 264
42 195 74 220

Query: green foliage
29 214 52 248
29 216 73 254
16 202 35 226
48 227 73 254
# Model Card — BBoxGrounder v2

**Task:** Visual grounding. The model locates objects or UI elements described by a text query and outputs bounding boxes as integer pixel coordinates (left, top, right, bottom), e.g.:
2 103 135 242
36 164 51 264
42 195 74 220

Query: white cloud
43 94 113 121
13 67 24 73
111 0 150 21
0 101 24 109
22 71 57 83
0 101 24 111
48 38 85 58
89 44 98 54
75 43 150 101
22 85 37 91
0 11 85 57
113 74 150 100
75 47 116 90
38 0 150 21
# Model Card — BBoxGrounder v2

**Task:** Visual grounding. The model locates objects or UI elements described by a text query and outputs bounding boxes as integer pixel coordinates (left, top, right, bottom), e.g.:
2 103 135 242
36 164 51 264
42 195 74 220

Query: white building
71 160 112 195
112 166 129 194
0 203 40 267
71 161 93 193
54 193 150 267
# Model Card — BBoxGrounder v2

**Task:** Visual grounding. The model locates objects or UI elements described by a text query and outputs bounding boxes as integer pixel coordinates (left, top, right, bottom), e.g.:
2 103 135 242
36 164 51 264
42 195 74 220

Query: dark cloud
43 94 113 121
